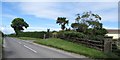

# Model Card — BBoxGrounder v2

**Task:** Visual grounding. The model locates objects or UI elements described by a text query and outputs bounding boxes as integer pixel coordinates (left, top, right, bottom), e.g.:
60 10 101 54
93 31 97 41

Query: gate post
104 36 113 53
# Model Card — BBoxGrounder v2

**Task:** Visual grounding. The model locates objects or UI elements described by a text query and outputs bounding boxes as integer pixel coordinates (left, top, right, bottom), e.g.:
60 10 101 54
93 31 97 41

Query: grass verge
0 39 2 44
18 37 40 40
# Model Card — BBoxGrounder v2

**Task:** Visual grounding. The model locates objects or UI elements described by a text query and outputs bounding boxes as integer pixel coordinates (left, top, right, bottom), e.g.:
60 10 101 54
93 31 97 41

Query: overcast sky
0 0 119 34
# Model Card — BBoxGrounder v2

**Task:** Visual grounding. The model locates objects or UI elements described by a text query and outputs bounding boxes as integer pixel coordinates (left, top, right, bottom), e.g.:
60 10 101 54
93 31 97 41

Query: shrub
8 31 47 38
57 31 86 38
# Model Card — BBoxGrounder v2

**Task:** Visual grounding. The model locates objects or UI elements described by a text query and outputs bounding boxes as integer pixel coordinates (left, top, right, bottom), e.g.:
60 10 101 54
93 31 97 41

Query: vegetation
0 31 3 44
8 31 48 39
56 17 69 30
0 39 2 44
17 37 40 40
11 18 29 36
70 11 107 35
57 31 105 41
56 11 108 41
0 31 3 59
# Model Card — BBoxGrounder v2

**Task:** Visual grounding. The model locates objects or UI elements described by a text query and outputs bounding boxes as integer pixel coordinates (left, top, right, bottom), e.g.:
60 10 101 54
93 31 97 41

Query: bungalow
106 29 120 39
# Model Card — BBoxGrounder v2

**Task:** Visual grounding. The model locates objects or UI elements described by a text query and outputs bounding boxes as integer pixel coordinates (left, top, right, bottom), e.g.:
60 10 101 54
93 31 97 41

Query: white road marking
23 45 37 53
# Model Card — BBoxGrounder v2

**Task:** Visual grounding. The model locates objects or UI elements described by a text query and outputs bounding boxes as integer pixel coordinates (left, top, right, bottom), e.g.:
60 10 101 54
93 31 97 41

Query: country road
3 37 86 59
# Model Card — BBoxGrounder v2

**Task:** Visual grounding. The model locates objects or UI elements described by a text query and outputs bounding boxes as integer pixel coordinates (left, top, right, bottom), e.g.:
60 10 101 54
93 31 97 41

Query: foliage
11 18 29 36
63 31 86 38
9 31 47 38
56 17 69 30
57 31 105 41
70 11 107 36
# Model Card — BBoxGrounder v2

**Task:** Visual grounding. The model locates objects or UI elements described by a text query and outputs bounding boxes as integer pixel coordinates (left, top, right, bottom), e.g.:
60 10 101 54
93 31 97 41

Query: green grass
18 37 40 40
0 38 2 44
18 37 119 58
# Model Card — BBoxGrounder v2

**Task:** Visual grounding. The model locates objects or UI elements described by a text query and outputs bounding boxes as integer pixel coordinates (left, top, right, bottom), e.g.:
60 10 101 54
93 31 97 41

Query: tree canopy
70 11 107 36
11 18 29 36
56 17 69 30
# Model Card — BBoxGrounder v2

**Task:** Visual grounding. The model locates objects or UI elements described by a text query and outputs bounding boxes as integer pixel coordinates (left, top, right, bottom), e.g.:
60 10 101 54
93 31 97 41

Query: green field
18 37 40 40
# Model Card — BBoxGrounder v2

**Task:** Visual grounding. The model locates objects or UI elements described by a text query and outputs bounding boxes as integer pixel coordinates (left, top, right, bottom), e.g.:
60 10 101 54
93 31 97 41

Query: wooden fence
59 36 116 53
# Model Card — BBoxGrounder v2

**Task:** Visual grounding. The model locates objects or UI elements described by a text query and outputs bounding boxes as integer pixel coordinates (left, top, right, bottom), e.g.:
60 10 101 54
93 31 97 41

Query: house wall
106 34 120 39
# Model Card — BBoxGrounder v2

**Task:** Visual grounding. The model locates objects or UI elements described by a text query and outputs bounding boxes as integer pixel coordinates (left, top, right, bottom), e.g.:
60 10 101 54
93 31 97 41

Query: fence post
44 34 46 39
104 36 113 53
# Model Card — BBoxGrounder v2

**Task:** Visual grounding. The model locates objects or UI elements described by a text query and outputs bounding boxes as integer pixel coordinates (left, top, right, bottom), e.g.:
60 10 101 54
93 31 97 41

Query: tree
71 13 89 33
71 23 79 30
56 17 69 30
75 14 81 23
71 11 107 35
11 18 29 36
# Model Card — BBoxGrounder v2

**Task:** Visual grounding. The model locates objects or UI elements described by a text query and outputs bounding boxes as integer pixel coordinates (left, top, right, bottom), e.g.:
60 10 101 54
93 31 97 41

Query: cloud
18 2 71 20
1 27 15 34
18 2 118 22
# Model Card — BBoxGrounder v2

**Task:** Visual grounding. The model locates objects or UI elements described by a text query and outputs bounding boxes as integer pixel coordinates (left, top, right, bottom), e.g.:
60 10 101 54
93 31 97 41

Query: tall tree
71 13 89 32
71 11 107 35
75 14 81 23
11 18 29 36
56 17 69 30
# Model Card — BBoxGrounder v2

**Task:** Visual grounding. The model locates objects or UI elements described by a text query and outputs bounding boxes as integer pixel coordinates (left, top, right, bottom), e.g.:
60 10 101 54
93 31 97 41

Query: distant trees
11 18 29 36
56 17 69 30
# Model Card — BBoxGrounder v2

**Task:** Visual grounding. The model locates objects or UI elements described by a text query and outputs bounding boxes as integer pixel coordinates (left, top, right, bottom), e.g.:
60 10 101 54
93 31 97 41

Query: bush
57 31 86 38
8 31 47 39
57 31 105 41
95 28 108 36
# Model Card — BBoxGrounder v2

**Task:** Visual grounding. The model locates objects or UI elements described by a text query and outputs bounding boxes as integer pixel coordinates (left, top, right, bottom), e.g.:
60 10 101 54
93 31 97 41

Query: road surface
3 37 86 58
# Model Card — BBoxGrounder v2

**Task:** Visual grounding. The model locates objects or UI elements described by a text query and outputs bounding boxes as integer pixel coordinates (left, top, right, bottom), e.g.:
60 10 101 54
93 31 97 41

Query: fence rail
60 37 104 51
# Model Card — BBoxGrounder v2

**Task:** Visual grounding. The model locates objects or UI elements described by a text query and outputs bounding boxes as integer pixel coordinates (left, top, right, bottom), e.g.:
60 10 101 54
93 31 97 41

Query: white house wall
106 34 120 39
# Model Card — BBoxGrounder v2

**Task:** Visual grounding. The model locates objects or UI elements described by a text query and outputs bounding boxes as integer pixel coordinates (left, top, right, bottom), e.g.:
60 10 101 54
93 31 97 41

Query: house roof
107 29 120 34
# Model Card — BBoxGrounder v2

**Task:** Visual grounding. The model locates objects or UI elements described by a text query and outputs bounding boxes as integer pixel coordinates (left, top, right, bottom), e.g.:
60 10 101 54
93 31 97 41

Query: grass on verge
18 37 119 58
0 40 2 44
18 37 40 40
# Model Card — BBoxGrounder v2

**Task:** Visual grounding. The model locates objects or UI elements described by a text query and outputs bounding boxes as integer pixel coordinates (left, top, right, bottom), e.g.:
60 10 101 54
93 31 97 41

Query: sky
0 0 119 34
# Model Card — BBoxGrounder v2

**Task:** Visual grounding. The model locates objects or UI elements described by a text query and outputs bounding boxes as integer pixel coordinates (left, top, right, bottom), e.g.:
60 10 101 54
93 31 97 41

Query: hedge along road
3 37 87 58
